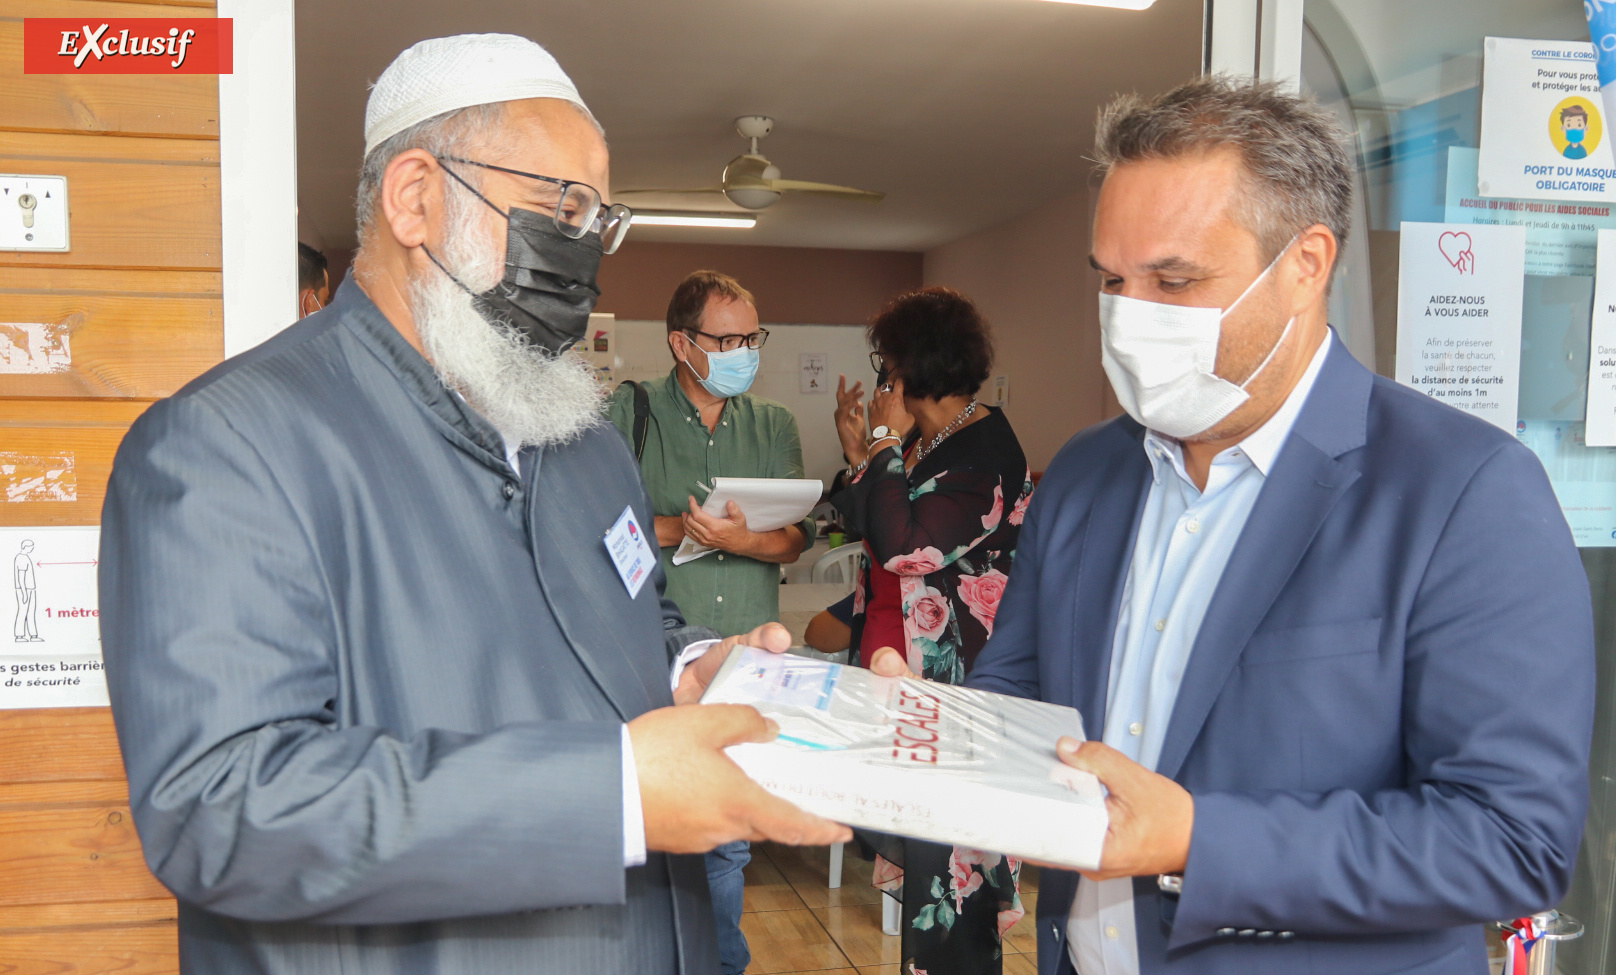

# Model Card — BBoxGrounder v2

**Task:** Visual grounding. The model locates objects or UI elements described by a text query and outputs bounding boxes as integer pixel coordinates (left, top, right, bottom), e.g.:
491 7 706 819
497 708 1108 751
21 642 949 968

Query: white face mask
1098 240 1297 439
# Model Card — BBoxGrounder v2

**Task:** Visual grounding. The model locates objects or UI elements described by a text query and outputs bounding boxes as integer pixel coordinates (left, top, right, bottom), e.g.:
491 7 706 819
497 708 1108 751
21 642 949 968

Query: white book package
702 646 1110 870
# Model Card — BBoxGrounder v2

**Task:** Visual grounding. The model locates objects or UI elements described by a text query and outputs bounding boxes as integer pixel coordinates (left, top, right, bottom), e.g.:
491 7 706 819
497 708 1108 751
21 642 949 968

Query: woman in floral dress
831 287 1034 975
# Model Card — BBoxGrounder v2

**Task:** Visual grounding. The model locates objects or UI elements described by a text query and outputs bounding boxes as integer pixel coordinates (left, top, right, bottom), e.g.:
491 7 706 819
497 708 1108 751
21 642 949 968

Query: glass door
1294 2 1614 971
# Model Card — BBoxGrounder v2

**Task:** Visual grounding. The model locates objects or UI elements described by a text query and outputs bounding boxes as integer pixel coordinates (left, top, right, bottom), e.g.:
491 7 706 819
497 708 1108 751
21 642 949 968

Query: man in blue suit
878 78 1594 974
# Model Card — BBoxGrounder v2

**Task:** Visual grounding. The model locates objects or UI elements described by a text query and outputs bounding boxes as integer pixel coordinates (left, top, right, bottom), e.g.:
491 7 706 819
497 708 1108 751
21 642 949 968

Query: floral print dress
831 406 1034 975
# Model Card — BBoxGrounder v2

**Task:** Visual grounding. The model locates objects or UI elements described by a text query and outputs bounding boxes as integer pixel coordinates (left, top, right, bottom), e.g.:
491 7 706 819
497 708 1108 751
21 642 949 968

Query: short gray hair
1094 76 1354 262
354 102 512 242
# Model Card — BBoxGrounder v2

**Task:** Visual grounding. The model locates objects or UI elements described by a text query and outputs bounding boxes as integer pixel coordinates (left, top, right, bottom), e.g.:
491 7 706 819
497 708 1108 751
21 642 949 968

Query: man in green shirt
606 269 814 975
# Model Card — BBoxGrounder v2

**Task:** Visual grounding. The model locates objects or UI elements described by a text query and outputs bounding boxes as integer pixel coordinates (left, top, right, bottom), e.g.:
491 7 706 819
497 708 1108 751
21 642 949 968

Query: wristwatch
1157 873 1184 897
848 427 901 481
865 425 901 455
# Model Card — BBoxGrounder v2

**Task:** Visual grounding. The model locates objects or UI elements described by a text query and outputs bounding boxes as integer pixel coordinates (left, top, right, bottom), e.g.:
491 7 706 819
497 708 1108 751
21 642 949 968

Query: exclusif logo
23 19 232 74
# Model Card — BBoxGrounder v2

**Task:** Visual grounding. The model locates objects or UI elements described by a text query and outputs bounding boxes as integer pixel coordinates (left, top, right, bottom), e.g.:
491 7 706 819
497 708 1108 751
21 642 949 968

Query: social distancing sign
1394 222 1527 434
2 526 107 709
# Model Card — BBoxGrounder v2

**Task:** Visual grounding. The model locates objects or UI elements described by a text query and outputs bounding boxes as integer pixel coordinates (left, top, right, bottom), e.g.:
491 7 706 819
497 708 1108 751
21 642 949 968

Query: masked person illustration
1560 104 1591 159
13 539 39 643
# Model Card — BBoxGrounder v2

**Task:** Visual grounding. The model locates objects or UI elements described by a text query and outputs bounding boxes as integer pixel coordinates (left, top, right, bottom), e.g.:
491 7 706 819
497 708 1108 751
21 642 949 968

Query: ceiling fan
618 116 885 211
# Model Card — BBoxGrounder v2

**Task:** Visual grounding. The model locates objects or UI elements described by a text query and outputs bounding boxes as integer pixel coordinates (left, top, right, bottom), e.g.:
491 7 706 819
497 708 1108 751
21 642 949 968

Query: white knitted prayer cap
364 33 591 159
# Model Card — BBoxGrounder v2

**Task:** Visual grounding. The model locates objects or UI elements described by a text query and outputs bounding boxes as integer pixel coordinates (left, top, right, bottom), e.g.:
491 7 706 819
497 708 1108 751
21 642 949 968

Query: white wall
601 319 872 485
219 0 300 356
923 183 1109 472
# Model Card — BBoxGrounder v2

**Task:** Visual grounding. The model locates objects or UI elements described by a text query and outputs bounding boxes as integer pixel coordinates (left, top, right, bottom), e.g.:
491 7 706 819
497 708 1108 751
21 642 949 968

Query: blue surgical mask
684 345 759 398
1568 127 1587 143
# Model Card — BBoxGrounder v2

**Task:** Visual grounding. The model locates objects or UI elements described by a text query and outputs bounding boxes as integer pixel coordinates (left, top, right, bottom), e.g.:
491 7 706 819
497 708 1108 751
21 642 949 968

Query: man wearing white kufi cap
99 33 847 975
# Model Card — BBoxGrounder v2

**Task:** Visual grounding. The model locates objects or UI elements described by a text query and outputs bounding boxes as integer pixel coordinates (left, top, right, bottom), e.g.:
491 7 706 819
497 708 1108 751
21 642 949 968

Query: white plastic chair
826 847 900 936
812 542 870 903
811 541 866 586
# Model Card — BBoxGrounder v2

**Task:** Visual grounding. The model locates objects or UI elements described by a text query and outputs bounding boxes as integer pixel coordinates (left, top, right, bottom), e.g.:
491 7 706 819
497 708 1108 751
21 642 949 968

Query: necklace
912 399 978 464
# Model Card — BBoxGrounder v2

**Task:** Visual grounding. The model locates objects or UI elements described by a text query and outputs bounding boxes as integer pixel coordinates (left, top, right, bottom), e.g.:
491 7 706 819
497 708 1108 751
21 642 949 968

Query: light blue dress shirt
1068 336 1331 975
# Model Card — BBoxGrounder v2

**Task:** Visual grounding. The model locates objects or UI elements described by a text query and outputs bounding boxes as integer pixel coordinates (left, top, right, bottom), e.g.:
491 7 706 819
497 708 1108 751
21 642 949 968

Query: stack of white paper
672 477 823 565
702 646 1109 870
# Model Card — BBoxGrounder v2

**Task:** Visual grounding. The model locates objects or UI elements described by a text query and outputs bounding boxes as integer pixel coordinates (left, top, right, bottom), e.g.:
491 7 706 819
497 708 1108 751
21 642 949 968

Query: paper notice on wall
1395 222 1526 432
1478 37 1616 204
987 374 1009 408
1586 230 1616 444
1445 146 1616 277
799 352 828 394
0 526 106 709
580 312 616 386
1516 420 1616 546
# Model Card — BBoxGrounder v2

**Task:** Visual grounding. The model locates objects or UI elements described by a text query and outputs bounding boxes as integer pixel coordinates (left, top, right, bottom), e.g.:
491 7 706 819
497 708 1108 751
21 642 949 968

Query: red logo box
24 19 232 74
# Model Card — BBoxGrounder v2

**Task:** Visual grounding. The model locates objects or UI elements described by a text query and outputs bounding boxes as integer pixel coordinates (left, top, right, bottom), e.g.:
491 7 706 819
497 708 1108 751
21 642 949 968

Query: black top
832 406 1033 681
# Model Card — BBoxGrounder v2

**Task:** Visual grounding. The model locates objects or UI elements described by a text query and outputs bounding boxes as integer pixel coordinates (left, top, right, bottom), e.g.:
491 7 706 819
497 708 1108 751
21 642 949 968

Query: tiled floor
740 842 1042 975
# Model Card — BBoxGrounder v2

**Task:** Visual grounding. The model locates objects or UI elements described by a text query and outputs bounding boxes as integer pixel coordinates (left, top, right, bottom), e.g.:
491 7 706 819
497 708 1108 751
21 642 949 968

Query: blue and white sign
1478 37 1616 204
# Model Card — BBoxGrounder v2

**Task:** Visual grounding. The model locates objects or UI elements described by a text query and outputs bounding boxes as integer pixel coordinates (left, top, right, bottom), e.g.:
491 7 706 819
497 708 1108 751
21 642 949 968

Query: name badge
605 505 656 599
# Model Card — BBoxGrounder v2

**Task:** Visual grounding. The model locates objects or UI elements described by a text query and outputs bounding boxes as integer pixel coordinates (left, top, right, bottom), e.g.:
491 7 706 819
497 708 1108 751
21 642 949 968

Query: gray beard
409 193 603 450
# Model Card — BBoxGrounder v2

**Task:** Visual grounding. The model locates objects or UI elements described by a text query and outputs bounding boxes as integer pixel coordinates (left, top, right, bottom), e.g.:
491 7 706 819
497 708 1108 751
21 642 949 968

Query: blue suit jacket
969 336 1594 975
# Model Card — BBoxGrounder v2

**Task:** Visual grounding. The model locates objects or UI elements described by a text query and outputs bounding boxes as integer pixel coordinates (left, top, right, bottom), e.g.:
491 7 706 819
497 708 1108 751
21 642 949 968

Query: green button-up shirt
608 369 816 634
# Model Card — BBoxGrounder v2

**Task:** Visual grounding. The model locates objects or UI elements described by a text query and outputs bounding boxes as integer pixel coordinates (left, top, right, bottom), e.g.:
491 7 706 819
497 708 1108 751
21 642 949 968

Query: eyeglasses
869 350 887 374
684 327 771 353
437 156 633 255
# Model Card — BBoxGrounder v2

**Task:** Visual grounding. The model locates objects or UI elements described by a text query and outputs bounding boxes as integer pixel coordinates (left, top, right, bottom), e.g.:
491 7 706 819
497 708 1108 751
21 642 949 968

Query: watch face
872 426 891 439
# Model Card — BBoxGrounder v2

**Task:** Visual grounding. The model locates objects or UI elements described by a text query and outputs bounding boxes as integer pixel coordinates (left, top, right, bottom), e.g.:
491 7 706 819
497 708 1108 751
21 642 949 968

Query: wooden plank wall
1 1 223 969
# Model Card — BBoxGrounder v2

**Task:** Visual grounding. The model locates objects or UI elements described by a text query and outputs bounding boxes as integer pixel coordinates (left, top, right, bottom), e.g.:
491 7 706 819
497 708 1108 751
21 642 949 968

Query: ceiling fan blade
614 187 728 196
765 179 885 202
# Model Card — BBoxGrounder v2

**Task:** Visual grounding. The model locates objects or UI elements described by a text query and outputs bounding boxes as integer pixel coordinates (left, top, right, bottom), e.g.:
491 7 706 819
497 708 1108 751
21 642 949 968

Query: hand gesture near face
868 377 916 443
835 375 869 465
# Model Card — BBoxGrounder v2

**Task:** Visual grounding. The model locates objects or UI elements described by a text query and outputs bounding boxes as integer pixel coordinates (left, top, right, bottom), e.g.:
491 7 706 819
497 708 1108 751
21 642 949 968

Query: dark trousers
1059 949 1079 975
705 840 751 975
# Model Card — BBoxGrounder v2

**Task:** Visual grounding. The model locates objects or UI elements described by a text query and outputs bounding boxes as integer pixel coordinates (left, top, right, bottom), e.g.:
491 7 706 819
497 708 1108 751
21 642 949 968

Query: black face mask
426 203 603 356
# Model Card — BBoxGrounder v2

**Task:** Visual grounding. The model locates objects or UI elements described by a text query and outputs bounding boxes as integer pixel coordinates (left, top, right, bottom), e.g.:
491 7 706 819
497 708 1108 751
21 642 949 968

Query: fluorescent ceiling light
631 212 758 229
1038 0 1154 8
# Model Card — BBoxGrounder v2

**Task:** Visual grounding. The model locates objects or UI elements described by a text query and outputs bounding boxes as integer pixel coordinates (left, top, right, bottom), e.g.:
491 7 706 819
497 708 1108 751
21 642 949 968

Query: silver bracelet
847 436 901 479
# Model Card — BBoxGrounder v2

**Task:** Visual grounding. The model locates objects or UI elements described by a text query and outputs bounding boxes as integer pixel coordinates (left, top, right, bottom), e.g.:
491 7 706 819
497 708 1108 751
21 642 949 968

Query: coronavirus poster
1478 37 1616 204
1395 221 1526 433
0 525 106 709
